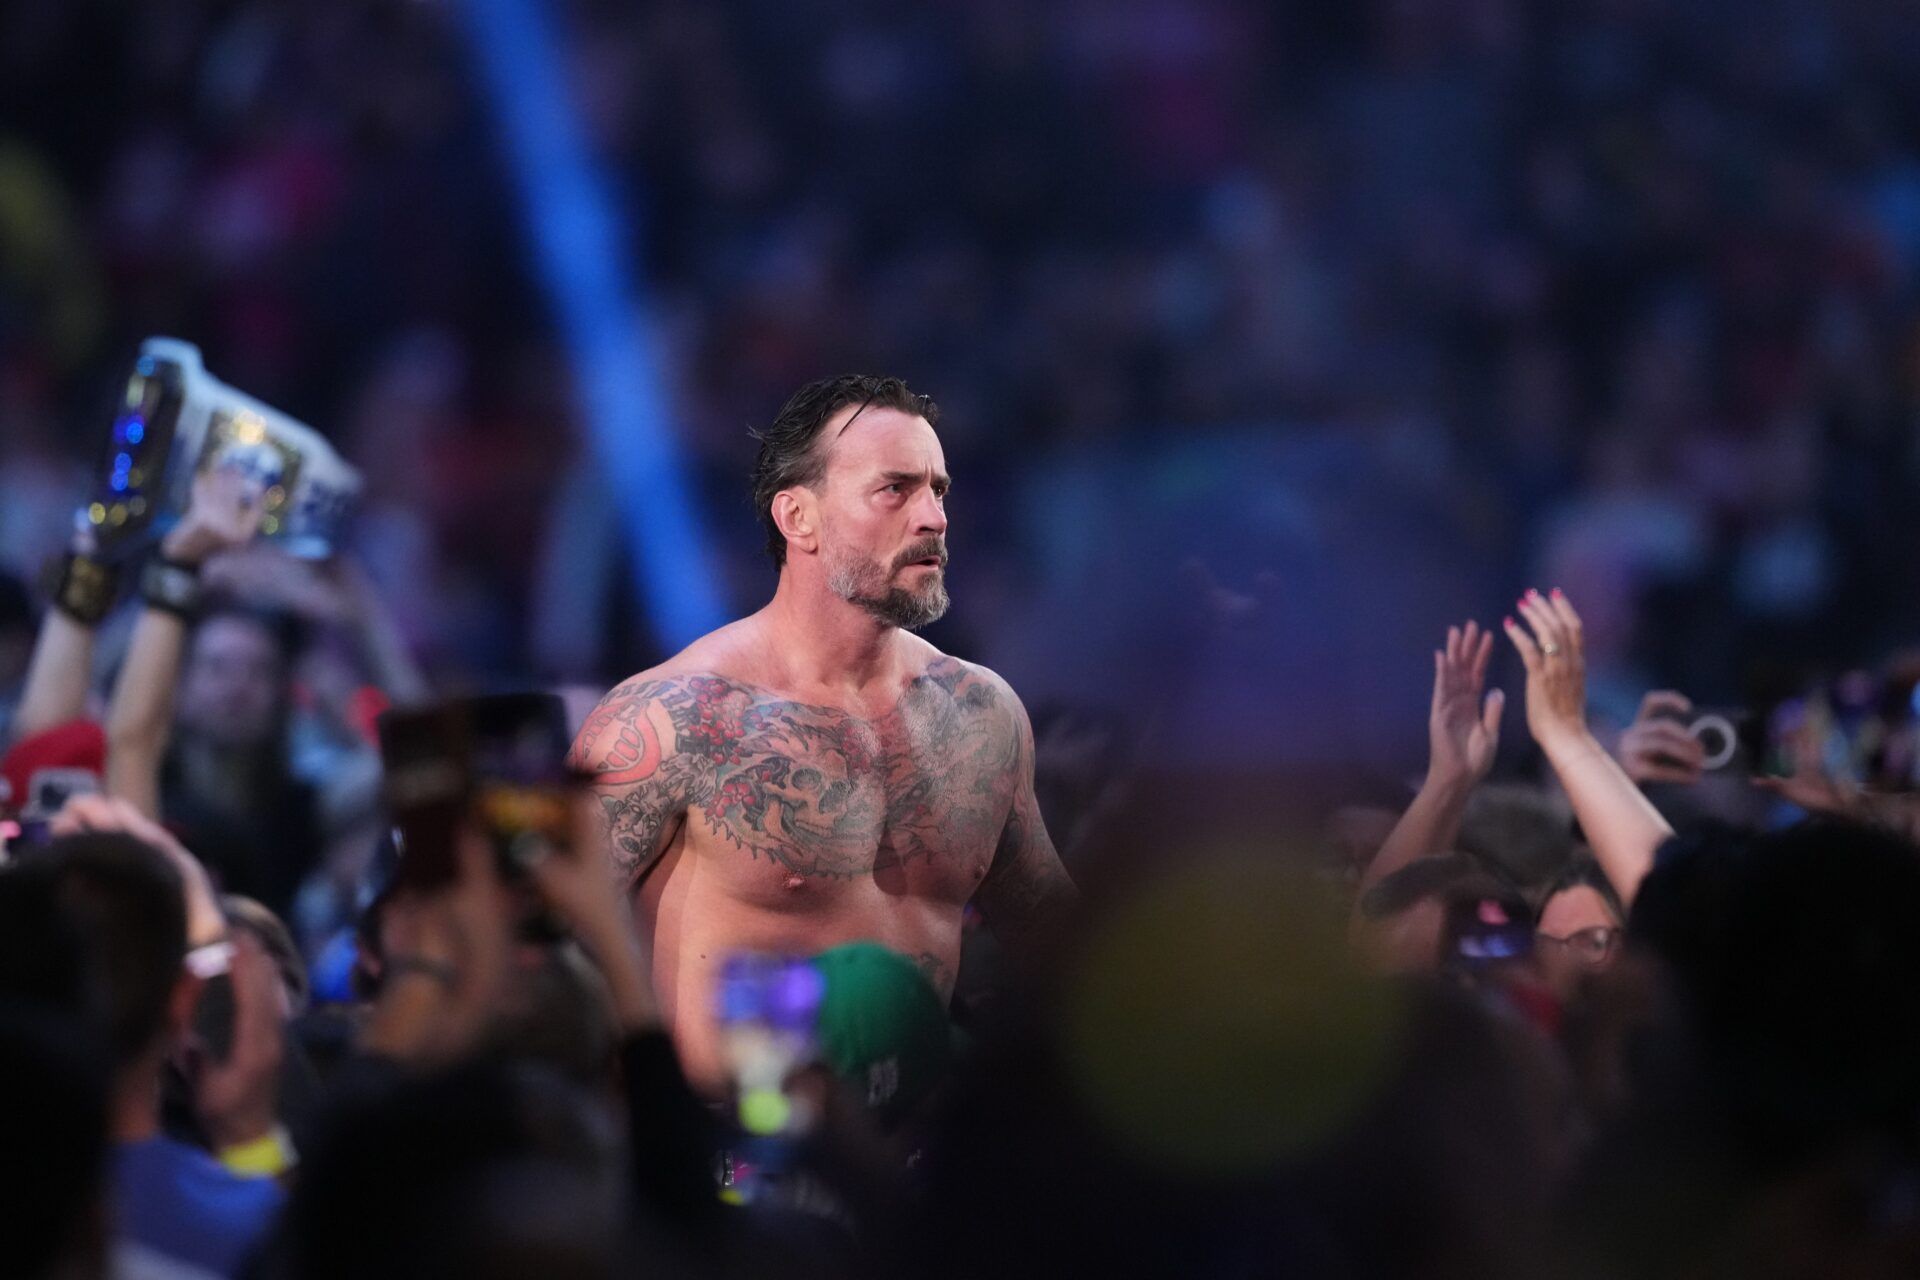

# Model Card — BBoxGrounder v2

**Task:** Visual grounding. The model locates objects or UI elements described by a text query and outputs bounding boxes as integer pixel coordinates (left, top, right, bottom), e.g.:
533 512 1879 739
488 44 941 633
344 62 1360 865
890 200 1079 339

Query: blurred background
7 0 1920 781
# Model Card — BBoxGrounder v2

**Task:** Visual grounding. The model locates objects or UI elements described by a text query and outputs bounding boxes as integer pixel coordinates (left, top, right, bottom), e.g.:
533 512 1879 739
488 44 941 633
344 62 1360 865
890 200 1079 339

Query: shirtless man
569 375 1077 1091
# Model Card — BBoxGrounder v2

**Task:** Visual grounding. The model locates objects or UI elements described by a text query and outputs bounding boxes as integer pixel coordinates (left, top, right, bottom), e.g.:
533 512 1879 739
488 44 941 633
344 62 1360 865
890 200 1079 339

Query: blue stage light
458 0 725 651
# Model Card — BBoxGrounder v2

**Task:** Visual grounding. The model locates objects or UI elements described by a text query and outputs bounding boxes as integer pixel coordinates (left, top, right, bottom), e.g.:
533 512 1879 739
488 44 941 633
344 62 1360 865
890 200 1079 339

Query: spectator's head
175 604 297 750
1632 820 1920 1168
7 834 192 1074
277 1061 633 1280
222 893 308 1016
0 1004 112 1280
1532 855 1624 998
751 374 949 629
1456 785 1577 890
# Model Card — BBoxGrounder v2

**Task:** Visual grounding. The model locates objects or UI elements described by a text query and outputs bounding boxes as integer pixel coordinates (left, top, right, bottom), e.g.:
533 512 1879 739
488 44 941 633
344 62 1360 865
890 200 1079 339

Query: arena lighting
458 0 726 649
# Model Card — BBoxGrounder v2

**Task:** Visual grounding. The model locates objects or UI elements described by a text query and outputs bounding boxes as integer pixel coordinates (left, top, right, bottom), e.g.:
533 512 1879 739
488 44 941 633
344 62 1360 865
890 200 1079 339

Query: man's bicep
593 761 700 883
977 694 1078 954
571 680 702 883
978 793 1077 952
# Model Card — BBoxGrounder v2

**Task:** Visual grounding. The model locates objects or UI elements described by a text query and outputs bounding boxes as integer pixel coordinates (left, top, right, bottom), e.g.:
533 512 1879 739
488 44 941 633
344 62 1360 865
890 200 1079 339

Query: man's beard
826 537 950 630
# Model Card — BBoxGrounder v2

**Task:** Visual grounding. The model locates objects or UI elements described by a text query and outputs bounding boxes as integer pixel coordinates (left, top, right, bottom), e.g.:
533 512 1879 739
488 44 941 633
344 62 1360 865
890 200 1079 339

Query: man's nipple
783 873 806 891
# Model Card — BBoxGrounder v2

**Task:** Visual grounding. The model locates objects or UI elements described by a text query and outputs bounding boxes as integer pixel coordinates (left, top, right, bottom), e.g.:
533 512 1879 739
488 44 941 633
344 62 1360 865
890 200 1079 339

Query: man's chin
860 584 950 630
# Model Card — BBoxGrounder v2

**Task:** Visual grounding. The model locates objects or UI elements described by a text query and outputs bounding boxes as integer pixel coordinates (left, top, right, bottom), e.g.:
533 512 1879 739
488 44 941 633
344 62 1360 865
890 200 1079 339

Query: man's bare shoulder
910 646 1027 724
568 622 763 778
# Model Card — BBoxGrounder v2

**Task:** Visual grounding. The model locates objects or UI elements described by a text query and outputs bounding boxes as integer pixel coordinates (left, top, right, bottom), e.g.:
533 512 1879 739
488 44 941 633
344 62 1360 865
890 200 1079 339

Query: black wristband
44 552 120 627
138 556 203 620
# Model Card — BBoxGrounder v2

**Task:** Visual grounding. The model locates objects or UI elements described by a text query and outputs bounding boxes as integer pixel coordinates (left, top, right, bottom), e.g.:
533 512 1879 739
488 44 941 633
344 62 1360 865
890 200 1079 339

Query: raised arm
1506 589 1673 907
11 532 118 746
105 470 263 815
1359 621 1505 898
975 686 1078 961
567 676 707 888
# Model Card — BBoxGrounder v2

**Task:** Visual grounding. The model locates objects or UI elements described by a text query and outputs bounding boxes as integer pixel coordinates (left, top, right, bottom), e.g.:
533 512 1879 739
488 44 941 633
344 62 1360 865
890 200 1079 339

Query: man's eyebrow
878 469 952 488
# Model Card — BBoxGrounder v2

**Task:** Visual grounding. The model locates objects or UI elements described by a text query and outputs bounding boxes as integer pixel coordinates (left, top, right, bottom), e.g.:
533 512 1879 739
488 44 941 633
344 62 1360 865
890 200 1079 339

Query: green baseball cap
811 942 953 1126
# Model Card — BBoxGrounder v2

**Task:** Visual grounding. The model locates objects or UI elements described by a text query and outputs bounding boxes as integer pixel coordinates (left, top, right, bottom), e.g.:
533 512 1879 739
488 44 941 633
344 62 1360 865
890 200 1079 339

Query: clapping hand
1427 621 1504 789
1504 588 1591 755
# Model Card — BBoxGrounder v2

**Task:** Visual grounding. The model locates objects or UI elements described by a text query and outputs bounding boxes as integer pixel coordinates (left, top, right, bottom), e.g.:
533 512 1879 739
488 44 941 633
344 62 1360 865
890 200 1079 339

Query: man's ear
772 489 819 558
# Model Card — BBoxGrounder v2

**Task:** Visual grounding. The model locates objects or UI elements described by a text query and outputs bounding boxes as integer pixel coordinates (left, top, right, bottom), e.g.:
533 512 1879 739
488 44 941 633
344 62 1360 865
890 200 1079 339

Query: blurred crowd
7 0 1920 1273
8 0 1920 691
5 528 1920 1277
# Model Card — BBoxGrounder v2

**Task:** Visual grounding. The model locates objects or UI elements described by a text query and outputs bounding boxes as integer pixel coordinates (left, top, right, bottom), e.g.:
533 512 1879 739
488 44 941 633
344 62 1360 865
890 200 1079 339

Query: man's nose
914 488 948 536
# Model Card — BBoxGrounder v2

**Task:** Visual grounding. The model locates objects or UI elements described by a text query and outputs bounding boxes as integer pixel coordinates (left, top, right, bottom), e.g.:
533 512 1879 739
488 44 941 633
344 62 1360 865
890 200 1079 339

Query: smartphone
378 693 573 889
1445 895 1536 966
715 952 827 1138
26 769 101 820
1685 708 1763 774
1647 702 1776 776
468 694 575 875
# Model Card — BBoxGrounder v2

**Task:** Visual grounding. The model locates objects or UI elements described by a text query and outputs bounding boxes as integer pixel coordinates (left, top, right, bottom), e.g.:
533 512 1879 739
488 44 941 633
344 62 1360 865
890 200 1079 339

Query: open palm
1429 621 1504 786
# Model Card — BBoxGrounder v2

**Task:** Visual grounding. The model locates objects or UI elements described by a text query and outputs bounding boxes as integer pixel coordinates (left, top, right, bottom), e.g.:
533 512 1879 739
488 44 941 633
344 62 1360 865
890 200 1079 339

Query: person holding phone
570 375 1077 1094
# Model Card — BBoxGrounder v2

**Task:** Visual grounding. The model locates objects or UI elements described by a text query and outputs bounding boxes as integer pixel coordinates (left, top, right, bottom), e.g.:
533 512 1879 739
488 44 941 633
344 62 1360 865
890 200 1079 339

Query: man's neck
760 572 905 697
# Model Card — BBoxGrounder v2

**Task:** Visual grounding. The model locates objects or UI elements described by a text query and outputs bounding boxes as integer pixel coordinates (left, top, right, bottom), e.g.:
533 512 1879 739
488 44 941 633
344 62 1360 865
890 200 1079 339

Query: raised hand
1504 587 1590 754
1504 588 1672 906
366 830 516 1065
160 467 267 567
190 930 287 1151
525 791 659 1030
1353 621 1504 913
48 793 227 947
1428 621 1504 789
1616 691 1707 786
1752 731 1858 815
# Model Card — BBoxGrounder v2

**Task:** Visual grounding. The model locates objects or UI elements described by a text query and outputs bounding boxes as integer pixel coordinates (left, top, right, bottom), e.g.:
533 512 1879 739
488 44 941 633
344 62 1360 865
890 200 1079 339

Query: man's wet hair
750 374 939 569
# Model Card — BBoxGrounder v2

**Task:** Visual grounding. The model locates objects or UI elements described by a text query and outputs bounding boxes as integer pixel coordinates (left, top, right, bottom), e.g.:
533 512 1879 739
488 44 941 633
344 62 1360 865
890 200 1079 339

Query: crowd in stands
3 454 1919 1274
8 0 1920 687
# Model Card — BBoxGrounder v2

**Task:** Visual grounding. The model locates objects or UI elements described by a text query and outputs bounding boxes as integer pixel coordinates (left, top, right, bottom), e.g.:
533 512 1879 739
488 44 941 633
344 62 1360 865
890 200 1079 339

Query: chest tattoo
629 661 1018 879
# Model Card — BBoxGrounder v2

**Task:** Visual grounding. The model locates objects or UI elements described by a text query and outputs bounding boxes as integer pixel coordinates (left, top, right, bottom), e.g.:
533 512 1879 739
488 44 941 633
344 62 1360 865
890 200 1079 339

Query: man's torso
584 649 1020 1088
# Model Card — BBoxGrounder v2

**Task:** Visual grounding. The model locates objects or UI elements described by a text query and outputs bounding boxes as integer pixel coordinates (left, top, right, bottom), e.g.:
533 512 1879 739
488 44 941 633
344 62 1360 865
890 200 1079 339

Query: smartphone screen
468 694 574 874
379 693 573 888
715 953 827 1137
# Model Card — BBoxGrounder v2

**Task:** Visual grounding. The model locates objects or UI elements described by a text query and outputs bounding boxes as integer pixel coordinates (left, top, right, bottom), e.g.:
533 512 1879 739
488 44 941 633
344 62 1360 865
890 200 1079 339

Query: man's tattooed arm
975 684 1079 958
569 677 709 887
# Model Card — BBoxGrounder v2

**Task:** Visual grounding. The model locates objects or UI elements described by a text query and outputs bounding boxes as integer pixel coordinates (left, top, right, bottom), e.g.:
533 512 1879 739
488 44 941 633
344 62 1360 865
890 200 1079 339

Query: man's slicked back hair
750 374 938 569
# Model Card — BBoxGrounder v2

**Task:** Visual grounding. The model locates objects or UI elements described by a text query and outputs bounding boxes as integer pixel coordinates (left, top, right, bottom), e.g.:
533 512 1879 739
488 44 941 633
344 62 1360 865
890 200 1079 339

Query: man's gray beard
827 550 950 631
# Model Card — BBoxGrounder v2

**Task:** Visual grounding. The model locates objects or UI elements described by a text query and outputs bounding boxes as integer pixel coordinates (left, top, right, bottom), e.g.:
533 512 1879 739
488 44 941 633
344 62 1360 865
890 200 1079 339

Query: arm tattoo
571 678 706 886
976 697 1079 955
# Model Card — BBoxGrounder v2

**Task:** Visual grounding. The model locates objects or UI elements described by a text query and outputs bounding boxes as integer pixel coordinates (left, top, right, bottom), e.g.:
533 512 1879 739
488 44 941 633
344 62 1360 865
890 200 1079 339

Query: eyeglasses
1533 926 1621 964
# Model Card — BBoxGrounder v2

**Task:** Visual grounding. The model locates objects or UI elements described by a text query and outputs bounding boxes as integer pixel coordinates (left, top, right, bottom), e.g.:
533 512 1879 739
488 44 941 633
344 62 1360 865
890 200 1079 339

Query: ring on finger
1541 642 1562 657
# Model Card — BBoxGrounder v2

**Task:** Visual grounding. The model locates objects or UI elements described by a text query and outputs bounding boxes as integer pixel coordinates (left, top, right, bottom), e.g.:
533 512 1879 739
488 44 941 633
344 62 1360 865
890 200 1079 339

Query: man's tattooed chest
605 661 1018 880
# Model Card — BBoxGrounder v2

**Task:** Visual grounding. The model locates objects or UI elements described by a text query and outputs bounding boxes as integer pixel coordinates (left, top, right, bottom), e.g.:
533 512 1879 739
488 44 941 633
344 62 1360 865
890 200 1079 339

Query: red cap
0 720 107 817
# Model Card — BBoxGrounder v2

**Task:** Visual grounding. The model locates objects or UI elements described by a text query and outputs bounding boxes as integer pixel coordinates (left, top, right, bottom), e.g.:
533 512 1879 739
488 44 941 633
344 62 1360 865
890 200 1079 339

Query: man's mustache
893 540 949 570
